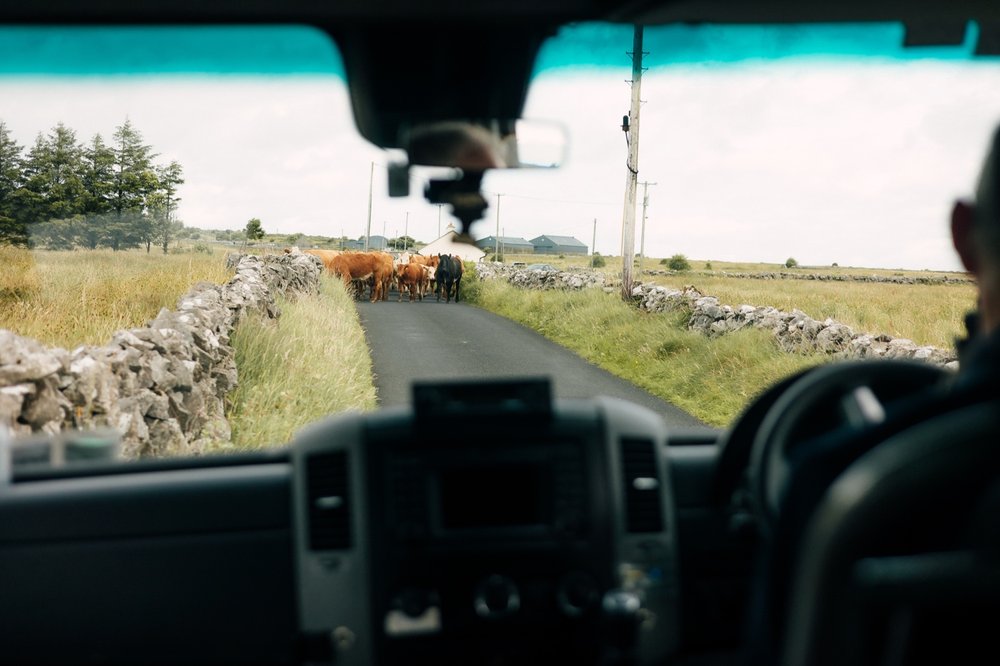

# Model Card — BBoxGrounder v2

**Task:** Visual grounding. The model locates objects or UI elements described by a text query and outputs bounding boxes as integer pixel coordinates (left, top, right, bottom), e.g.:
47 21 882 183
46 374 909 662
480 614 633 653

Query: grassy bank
227 275 377 448
463 277 826 427
0 245 232 348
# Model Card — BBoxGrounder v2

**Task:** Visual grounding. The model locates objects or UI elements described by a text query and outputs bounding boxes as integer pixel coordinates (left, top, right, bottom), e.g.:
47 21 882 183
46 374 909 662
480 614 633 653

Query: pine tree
82 133 114 215
154 161 184 254
110 118 159 251
0 120 27 245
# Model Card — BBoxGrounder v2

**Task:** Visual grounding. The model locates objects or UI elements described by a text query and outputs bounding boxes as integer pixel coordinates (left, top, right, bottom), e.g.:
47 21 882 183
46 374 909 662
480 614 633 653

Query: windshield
0 22 992 459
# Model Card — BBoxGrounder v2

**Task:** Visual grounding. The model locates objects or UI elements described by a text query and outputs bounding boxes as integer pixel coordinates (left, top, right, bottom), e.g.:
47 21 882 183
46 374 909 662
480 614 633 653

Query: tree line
0 118 184 252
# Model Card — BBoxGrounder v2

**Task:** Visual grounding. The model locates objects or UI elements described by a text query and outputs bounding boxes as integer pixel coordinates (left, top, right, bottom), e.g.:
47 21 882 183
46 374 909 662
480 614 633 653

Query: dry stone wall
0 252 323 458
474 264 958 369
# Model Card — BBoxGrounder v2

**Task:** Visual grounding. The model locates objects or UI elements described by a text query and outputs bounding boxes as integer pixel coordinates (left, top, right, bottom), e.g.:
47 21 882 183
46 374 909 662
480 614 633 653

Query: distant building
530 234 588 255
474 235 534 254
421 226 487 262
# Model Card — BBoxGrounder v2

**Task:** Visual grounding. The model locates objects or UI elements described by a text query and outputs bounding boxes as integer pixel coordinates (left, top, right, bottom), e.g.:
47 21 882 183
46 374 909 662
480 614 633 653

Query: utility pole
494 193 503 261
365 161 373 251
620 25 645 300
638 181 656 275
382 221 386 251
404 211 409 251
592 218 597 268
437 204 443 238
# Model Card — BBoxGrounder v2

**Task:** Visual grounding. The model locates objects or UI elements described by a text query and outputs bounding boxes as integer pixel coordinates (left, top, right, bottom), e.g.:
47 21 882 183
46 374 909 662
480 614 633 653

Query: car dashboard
0 379 740 666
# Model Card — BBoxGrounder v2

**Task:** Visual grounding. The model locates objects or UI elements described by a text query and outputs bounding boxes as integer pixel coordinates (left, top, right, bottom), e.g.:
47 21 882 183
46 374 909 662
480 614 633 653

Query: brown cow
373 252 395 301
302 249 343 274
329 252 391 302
395 263 425 301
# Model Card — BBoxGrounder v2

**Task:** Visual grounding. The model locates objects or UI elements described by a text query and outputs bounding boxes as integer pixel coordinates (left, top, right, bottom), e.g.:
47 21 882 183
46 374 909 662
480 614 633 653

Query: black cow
435 254 463 303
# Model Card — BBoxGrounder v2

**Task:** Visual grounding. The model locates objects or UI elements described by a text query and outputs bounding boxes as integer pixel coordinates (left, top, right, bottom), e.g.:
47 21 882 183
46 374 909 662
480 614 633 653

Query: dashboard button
473 575 520 619
557 571 600 617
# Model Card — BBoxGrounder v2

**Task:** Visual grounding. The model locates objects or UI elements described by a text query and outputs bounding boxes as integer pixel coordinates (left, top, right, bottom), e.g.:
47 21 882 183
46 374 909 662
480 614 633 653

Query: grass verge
227 275 377 448
463 276 827 427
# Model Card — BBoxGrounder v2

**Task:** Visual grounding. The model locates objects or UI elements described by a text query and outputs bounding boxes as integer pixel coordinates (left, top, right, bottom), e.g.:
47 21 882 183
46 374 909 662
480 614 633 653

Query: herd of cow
285 248 464 303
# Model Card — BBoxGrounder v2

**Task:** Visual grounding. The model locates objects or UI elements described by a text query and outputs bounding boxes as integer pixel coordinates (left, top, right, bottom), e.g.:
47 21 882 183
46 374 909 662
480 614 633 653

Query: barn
474 235 535 254
530 235 588 255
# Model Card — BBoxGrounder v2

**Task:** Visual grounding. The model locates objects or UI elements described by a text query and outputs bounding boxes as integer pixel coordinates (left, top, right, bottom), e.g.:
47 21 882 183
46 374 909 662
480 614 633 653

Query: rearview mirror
403 119 567 170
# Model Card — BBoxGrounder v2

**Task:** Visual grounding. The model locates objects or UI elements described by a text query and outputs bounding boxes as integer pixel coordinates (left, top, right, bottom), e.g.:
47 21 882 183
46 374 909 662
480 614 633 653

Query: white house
418 225 487 262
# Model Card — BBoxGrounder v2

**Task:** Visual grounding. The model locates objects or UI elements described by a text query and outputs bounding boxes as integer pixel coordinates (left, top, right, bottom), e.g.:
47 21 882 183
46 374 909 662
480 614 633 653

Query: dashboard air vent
306 451 351 550
620 438 664 533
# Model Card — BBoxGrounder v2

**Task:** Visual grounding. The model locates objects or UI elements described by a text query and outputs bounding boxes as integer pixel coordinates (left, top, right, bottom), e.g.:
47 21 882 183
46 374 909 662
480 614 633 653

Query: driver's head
952 124 1000 333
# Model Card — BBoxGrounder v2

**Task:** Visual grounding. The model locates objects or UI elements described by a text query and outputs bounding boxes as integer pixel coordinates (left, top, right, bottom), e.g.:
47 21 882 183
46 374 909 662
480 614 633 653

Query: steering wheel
747 359 949 534
713 366 816 508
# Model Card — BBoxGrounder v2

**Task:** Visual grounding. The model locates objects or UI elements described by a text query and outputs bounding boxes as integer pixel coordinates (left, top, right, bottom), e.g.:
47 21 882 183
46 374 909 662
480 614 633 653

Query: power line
482 190 618 207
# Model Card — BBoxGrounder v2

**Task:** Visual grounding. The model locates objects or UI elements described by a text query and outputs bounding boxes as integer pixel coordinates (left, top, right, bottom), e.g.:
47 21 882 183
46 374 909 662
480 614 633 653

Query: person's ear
951 200 980 275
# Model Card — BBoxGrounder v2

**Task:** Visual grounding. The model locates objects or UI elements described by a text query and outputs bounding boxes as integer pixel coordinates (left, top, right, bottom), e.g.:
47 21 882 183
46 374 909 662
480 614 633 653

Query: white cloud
3 59 1000 269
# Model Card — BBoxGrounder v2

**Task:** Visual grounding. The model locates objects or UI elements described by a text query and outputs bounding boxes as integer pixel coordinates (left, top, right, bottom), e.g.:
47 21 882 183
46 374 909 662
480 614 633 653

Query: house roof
420 230 487 262
476 235 534 246
530 235 587 247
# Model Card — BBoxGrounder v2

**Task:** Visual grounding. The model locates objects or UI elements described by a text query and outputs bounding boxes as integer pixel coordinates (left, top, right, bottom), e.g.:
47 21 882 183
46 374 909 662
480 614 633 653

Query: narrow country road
356 295 707 428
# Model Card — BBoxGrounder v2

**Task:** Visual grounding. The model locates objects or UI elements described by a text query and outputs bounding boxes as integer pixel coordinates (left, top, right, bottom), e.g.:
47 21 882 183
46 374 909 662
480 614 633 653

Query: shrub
592 254 606 268
668 254 691 271
193 242 212 254
704 261 713 270
785 257 798 268
559 254 565 259
659 258 668 265
832 262 839 267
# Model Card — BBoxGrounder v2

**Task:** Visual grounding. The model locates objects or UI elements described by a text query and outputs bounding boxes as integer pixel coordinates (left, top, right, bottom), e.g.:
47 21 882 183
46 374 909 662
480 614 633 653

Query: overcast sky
3 27 1000 270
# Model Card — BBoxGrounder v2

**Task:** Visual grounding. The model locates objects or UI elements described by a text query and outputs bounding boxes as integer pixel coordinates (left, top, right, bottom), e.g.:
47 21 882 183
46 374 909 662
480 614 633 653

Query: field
0 245 233 348
1 244 376 451
497 253 976 349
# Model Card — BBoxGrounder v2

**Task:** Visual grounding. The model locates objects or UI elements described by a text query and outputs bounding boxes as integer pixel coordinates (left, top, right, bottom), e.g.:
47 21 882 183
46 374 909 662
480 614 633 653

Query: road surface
356 296 706 428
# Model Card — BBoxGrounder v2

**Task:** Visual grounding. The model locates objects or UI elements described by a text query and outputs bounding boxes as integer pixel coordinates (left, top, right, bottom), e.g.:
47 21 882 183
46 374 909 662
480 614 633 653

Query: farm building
530 235 588 255
474 235 535 254
420 227 486 262
343 235 389 251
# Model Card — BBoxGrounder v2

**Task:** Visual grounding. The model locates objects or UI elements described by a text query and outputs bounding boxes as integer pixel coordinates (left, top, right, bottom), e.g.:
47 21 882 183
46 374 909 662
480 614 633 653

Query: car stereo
292 379 681 666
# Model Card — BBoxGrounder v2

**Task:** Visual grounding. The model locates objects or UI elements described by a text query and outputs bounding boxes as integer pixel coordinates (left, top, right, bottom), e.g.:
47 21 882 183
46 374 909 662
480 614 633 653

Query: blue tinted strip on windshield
533 22 983 73
0 25 345 77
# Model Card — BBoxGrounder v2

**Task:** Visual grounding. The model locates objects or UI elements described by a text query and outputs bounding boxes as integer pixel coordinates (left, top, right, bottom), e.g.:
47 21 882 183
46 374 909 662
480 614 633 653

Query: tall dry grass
227 275 377 448
644 274 976 349
0 246 232 348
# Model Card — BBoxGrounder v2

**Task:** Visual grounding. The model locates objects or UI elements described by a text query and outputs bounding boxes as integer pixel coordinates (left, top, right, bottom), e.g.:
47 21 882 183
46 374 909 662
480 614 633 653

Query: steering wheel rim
713 366 816 508
748 359 949 534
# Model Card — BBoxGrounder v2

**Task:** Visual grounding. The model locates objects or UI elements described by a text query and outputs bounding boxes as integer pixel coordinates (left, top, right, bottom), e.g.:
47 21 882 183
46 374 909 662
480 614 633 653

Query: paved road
356 295 706 428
